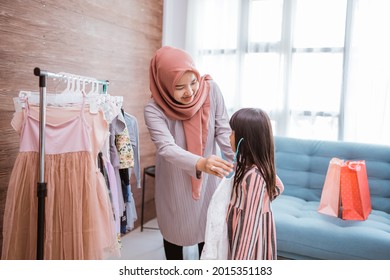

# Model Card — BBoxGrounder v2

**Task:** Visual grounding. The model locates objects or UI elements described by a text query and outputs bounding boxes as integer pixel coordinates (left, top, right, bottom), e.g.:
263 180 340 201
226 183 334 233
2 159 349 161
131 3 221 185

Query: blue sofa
273 136 390 260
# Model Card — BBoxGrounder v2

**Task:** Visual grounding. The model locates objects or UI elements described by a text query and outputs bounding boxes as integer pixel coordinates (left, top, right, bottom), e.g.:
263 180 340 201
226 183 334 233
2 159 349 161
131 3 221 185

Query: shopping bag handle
345 160 365 171
330 157 344 165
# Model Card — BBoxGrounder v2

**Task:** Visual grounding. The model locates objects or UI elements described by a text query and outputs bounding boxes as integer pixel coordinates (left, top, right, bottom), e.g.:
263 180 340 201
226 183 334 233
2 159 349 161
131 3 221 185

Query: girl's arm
272 175 284 200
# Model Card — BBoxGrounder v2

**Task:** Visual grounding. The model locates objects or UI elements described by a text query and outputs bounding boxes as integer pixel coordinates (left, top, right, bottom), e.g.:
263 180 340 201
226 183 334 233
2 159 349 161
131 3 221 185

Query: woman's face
173 71 199 104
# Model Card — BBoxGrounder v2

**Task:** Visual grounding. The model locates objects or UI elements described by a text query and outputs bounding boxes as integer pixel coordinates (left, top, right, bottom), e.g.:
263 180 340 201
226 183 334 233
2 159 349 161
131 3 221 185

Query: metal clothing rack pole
33 67 109 260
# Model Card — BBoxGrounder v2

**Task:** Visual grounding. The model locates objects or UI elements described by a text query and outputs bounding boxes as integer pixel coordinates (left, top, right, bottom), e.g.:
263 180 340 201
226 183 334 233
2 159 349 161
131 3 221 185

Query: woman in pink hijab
144 46 234 260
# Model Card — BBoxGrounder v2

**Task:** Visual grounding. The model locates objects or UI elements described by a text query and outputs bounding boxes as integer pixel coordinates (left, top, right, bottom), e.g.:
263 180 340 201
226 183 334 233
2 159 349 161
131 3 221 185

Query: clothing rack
33 67 109 260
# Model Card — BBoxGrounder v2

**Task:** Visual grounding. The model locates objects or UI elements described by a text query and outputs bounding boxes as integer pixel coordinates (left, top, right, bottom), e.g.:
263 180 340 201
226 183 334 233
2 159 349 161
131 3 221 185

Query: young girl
227 108 284 260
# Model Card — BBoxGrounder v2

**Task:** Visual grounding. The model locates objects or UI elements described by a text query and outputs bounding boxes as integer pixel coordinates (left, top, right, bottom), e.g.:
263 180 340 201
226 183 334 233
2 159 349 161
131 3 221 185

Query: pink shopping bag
318 158 344 217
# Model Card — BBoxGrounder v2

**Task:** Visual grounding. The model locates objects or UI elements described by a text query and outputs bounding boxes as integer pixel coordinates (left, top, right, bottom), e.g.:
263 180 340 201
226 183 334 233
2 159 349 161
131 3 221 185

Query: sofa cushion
273 195 390 260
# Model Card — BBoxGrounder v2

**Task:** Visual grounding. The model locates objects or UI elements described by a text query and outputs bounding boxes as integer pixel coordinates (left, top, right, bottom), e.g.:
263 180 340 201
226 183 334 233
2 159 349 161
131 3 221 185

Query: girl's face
173 71 199 104
229 130 236 152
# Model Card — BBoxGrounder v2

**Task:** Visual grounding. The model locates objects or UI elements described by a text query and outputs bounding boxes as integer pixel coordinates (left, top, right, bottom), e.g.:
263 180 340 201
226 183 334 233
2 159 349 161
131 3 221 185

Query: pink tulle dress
1 101 119 260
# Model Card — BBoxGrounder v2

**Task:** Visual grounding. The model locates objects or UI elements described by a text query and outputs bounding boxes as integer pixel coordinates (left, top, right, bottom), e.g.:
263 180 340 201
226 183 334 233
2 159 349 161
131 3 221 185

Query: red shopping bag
340 160 372 220
318 158 344 217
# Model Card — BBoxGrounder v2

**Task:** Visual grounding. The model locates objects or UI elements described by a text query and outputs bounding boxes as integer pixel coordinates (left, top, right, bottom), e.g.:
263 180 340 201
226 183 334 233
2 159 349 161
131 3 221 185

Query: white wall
162 0 188 48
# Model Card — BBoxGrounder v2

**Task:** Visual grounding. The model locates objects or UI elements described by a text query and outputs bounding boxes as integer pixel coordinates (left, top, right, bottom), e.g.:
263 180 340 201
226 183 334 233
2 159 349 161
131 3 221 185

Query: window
288 0 347 140
183 0 390 145
241 0 346 140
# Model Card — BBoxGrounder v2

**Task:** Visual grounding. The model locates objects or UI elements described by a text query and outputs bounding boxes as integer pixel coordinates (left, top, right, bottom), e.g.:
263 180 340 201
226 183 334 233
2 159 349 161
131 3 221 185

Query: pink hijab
149 46 211 200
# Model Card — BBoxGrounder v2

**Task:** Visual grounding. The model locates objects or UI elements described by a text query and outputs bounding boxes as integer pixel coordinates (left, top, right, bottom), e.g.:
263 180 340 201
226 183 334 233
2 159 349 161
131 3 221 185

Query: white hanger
81 79 86 93
15 72 123 120
94 80 100 95
74 77 82 95
61 75 72 94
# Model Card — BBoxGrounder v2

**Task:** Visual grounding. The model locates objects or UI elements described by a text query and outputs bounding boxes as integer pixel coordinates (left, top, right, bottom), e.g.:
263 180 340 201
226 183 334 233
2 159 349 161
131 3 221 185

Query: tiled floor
108 218 199 260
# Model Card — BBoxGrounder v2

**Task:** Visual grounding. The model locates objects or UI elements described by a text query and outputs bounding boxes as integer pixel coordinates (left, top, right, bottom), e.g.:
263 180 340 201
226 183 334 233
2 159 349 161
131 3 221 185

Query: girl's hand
196 155 234 178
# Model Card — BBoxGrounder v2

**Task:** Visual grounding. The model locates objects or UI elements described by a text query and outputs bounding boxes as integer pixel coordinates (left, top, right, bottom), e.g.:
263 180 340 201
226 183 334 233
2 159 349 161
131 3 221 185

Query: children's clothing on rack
121 112 141 232
2 102 120 260
124 112 141 188
109 111 138 234
1 71 140 260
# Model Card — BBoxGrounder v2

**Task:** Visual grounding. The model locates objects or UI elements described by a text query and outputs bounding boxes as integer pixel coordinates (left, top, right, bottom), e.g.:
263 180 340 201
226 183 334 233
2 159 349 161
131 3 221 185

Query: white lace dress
201 175 234 260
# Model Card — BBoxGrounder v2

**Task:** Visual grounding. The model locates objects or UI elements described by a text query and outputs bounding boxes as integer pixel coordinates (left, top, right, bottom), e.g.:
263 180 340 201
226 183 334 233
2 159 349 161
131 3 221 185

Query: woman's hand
196 155 234 178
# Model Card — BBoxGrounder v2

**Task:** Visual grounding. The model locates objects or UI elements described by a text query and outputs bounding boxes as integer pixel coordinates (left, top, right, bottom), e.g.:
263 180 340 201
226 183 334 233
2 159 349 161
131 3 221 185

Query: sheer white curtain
343 0 390 145
185 0 242 116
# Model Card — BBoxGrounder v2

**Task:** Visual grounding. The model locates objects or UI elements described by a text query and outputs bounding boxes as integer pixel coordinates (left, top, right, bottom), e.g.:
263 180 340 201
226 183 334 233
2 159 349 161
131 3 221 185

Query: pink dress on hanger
1 101 119 260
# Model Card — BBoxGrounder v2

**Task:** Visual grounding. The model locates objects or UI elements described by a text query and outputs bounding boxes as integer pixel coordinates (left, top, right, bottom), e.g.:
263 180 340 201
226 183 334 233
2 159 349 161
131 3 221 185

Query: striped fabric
227 167 279 260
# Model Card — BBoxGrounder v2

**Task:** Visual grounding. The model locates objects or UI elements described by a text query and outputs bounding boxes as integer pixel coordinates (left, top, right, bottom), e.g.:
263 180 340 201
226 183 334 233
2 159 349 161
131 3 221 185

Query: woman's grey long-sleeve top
144 80 234 246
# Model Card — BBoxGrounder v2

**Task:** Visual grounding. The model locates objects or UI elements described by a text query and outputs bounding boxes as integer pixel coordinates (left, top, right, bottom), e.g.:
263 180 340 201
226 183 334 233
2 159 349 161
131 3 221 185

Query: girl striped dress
227 166 282 260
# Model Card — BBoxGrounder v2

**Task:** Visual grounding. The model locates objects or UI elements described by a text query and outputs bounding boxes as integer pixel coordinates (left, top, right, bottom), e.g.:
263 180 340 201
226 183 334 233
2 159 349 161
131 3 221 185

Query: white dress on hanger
201 175 234 260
